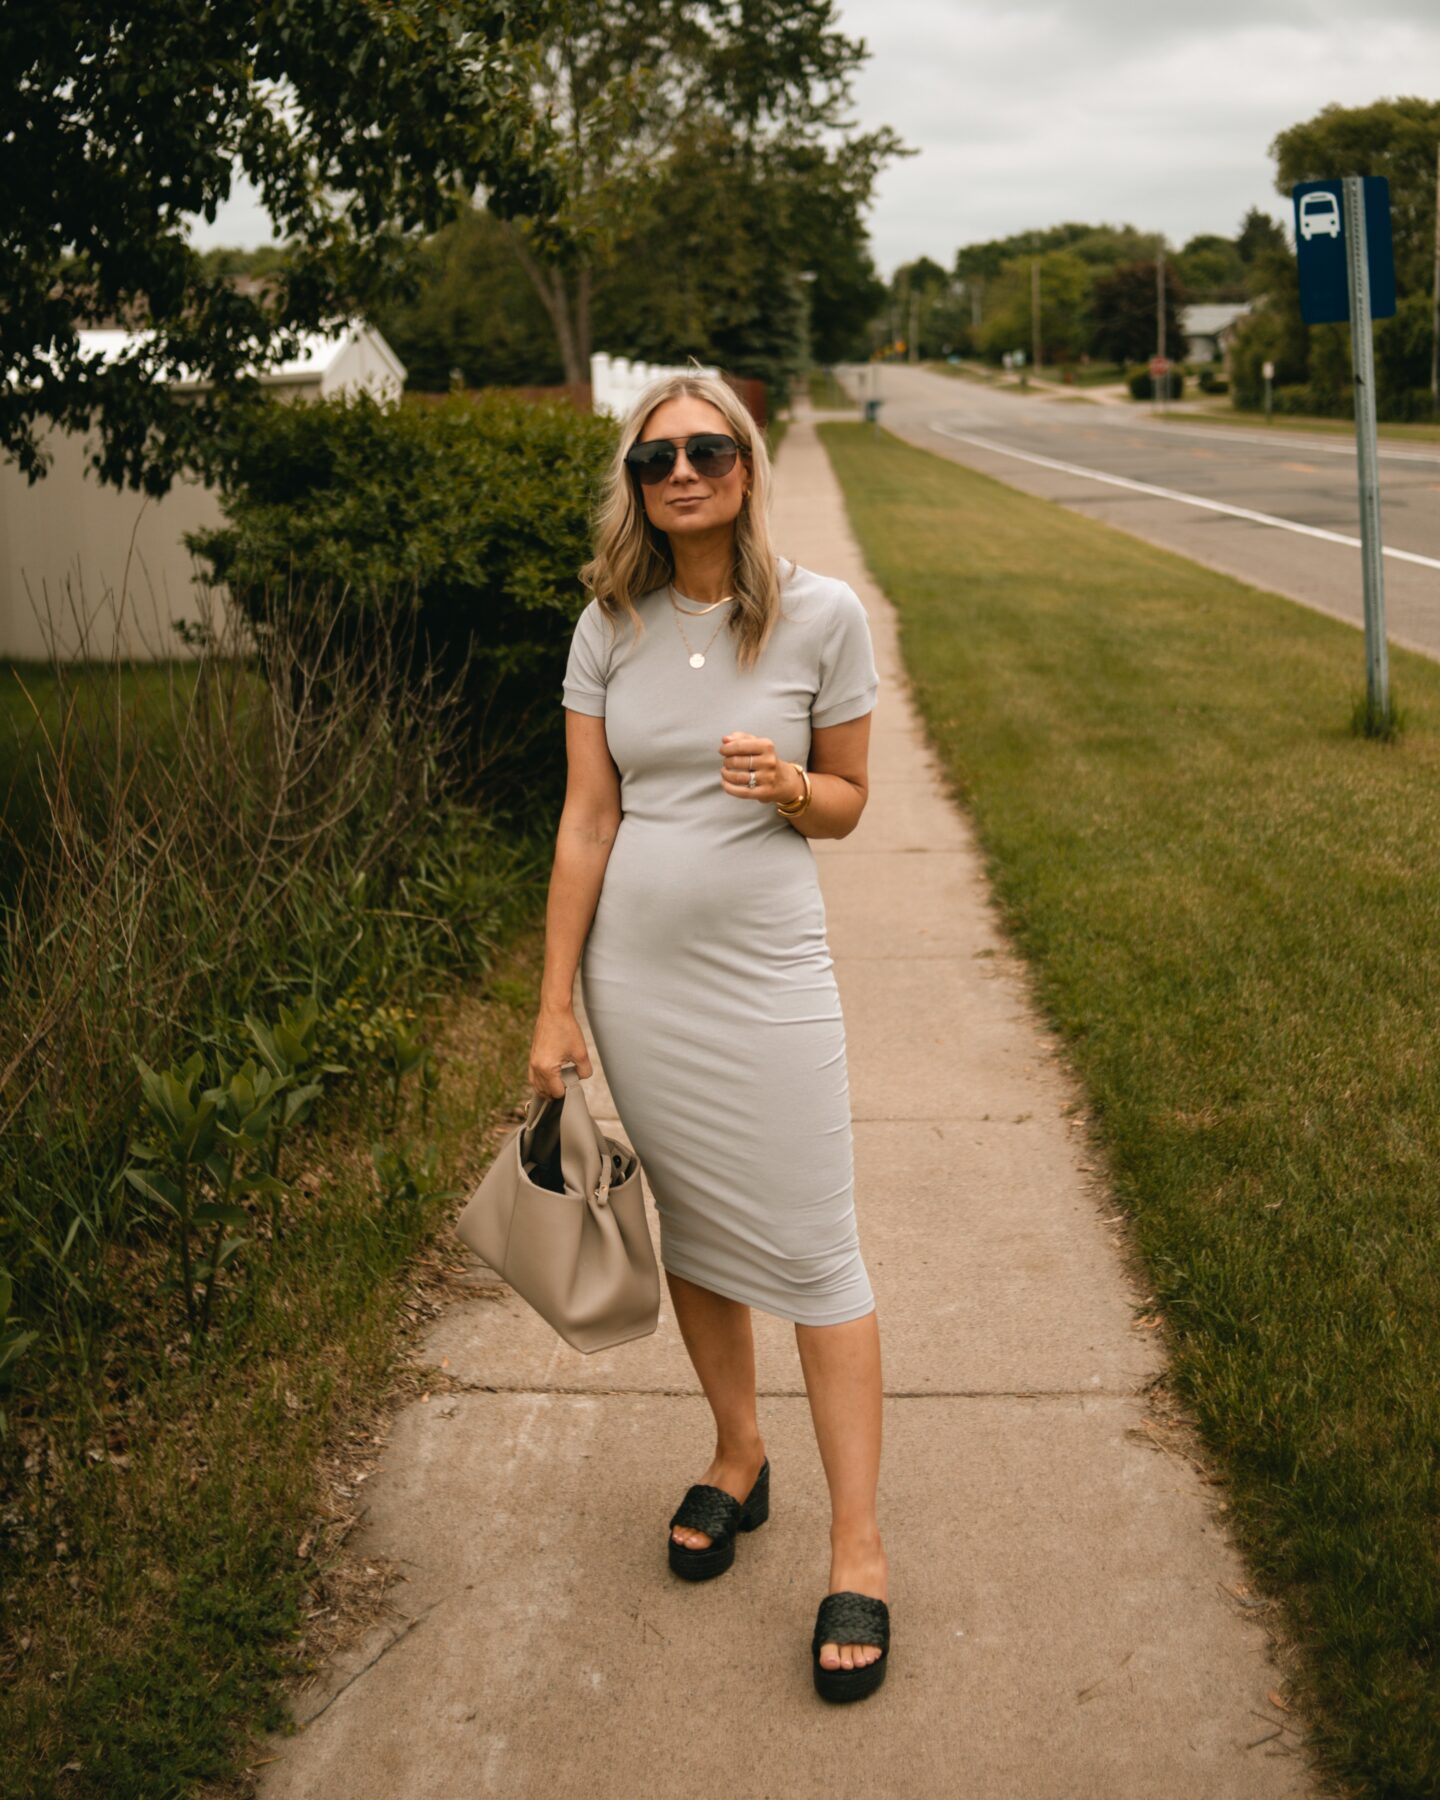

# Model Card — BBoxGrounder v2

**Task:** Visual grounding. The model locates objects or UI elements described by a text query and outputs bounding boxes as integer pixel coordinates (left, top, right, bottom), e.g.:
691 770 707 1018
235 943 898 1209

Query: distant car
1299 191 1341 241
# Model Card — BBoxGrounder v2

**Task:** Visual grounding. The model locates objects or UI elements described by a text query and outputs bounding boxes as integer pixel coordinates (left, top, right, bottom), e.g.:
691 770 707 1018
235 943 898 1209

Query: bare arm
718 712 872 841
528 709 622 1096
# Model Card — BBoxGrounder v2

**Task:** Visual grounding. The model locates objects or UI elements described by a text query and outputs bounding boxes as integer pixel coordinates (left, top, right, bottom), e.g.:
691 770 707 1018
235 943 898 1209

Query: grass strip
819 421 1440 1799
1 925 547 1799
1160 405 1440 446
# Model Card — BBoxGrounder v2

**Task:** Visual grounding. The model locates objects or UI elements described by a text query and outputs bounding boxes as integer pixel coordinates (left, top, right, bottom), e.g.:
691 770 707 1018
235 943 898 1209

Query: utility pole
1031 259 1042 376
1431 139 1439 416
1156 248 1167 413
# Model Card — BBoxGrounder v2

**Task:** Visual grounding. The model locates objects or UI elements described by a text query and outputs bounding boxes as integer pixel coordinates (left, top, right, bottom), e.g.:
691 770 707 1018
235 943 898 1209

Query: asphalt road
835 363 1440 663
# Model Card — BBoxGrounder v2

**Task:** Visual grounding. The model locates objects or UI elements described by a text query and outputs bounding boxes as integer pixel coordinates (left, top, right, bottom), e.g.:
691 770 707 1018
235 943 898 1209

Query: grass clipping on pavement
819 421 1440 1797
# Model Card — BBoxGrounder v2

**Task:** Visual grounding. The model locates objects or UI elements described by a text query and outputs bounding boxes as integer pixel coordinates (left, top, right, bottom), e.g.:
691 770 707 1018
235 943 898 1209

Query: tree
1090 260 1189 365
1237 97 1440 418
589 113 889 388
1235 207 1286 267
1271 97 1440 292
976 251 1092 366
0 2 557 495
375 206 568 391
955 221 1165 358
1174 234 1247 301
884 257 953 359
377 103 888 391
500 0 905 385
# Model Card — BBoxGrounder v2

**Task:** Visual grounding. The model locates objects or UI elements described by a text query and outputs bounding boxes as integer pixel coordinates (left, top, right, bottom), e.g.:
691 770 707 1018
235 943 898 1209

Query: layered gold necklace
668 583 735 669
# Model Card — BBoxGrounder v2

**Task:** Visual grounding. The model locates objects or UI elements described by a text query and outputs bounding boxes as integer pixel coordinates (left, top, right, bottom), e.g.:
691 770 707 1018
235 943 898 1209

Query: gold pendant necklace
668 584 734 668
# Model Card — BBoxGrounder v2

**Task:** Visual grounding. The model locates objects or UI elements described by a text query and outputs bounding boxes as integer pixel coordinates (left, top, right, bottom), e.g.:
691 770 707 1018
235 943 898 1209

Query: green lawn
820 421 1440 1799
1163 402 1440 446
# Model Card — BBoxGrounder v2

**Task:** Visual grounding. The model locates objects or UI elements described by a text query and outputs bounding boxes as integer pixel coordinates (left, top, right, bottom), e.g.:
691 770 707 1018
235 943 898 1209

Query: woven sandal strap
668 1482 744 1539
812 1590 890 1655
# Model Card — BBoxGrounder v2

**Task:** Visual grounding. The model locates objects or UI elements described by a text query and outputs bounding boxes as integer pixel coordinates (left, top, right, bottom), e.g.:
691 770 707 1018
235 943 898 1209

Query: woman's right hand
528 1006 594 1098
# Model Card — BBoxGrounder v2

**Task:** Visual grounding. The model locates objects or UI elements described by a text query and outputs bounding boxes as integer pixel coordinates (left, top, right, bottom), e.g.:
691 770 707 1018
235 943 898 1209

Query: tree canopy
0 1 556 493
1229 97 1440 420
494 0 906 386
1090 261 1189 365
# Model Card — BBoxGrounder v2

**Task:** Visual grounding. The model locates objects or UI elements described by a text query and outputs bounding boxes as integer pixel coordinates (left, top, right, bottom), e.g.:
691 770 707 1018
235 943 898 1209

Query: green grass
0 662 203 891
1 925 548 1799
1162 403 1440 446
819 421 1440 1799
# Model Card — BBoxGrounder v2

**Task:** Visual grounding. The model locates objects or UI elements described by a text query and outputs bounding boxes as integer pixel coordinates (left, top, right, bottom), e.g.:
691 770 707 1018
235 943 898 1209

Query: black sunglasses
625 432 742 485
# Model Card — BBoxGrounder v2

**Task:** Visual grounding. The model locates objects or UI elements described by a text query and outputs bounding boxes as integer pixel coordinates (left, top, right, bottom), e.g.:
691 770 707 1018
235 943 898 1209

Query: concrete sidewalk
256 411 1319 1798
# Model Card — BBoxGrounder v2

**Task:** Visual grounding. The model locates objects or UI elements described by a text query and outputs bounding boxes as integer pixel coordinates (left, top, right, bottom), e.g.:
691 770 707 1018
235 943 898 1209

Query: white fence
589 352 720 421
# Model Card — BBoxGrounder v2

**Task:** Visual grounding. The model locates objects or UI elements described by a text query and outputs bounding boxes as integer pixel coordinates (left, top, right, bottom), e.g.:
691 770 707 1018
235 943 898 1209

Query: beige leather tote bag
455 1063 659 1353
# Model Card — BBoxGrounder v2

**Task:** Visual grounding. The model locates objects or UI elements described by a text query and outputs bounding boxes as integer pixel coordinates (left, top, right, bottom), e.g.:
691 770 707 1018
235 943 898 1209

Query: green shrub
189 391 618 807
1126 365 1185 401
1197 367 1228 395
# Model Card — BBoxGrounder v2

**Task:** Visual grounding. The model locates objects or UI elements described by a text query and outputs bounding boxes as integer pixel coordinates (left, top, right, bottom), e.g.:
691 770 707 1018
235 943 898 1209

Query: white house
1180 302 1251 365
0 323 406 663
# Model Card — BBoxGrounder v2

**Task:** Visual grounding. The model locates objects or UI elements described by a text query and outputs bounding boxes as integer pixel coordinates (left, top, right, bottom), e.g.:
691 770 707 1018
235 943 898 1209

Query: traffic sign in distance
1149 356 1170 376
1292 177 1396 324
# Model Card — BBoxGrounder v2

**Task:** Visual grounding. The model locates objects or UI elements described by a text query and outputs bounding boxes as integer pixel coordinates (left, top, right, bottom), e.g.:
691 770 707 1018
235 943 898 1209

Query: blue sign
1292 178 1396 325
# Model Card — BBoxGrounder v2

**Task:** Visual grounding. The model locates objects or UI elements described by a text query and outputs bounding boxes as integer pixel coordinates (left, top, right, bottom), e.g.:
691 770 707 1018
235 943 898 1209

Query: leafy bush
1126 365 1185 401
190 390 618 807
1197 367 1228 395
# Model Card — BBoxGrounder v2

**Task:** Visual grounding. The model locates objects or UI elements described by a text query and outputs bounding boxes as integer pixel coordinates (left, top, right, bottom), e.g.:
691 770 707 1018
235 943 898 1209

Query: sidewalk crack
295 1597 442 1729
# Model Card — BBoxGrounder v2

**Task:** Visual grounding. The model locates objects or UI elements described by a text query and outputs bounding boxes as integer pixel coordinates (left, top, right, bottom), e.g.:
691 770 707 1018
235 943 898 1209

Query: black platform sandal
666 1457 770 1581
811 1590 890 1702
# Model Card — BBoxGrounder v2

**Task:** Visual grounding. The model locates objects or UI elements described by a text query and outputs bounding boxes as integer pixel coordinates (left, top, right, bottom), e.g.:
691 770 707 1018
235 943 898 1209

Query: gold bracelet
775 761 812 817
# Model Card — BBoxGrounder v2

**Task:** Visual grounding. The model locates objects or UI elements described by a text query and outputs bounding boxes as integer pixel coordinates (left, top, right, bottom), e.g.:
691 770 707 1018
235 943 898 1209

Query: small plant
369 1140 461 1245
0 1269 38 1439
244 995 336 1238
124 1051 248 1354
121 998 339 1354
377 1015 434 1133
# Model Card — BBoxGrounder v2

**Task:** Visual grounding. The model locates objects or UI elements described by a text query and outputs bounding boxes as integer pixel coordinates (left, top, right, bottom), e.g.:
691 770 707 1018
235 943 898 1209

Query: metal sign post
1341 175 1390 723
1293 174 1396 729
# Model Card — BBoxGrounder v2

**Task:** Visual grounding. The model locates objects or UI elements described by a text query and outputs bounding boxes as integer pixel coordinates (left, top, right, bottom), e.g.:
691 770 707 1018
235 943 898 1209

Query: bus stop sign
1292 177 1396 324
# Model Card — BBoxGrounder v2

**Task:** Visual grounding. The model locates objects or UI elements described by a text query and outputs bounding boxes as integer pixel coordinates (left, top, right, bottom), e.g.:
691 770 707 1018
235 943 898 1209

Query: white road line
926 423 1440 573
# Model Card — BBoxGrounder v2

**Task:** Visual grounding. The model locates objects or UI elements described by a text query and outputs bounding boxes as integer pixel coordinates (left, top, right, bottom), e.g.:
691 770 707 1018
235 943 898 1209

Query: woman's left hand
719 732 803 805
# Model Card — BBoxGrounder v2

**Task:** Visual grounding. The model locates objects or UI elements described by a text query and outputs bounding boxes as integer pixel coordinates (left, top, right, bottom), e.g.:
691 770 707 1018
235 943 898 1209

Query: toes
670 1526 712 1549
819 1641 841 1669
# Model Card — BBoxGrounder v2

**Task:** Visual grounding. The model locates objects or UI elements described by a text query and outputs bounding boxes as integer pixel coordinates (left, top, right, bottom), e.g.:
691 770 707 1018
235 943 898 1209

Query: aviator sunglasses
625 431 742 485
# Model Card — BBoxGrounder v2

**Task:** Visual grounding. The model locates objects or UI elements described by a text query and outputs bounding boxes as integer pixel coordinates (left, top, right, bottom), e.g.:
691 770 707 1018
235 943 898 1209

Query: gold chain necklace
668 584 734 668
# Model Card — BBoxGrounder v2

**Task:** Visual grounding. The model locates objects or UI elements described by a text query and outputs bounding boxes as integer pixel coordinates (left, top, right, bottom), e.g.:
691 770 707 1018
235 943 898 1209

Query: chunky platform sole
666 1456 770 1581
812 1589 891 1703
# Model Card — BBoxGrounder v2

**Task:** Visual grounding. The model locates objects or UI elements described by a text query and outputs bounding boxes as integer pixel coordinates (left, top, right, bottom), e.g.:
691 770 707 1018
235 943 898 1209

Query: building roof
63 323 405 390
1179 303 1251 337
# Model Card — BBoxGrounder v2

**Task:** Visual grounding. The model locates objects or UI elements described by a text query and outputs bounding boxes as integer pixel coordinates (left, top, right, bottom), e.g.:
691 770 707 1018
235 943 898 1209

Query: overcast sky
188 1 1439 280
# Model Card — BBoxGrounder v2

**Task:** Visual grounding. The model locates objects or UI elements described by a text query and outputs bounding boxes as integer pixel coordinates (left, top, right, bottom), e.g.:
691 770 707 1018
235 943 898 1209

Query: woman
528 371 890 1702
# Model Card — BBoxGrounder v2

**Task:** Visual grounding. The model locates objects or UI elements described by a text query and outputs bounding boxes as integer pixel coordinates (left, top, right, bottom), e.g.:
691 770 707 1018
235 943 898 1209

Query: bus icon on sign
1299 190 1341 241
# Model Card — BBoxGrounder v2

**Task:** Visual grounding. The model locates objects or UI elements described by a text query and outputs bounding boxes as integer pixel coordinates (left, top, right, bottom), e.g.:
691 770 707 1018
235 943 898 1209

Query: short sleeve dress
561 561 880 1325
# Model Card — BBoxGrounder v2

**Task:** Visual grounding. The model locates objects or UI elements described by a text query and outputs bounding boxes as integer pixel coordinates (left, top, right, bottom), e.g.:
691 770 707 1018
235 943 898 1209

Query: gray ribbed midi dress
561 560 879 1325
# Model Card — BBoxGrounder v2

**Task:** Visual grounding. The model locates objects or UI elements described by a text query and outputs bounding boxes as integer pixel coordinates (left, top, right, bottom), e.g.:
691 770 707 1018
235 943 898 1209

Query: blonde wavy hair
579 371 789 672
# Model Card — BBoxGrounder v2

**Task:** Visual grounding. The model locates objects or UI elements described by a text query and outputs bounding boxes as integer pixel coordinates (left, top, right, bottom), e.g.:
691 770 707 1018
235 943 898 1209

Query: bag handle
557 1060 617 1209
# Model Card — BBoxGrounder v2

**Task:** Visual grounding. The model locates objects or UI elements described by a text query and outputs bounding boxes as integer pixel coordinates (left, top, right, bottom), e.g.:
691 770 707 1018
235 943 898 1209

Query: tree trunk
576 263 593 379
505 222 588 386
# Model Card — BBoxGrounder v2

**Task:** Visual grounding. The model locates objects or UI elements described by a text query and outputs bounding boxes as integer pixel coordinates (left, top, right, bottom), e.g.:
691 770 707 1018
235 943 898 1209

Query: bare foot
669 1439 768 1549
819 1530 889 1670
